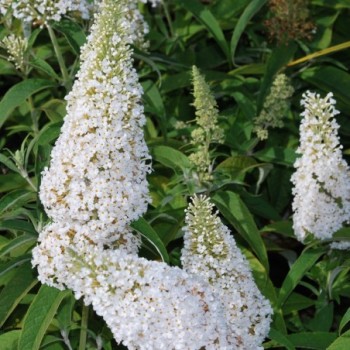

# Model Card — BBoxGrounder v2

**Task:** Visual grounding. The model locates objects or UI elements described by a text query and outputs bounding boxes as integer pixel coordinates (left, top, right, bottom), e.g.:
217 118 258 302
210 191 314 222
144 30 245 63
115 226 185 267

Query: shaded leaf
212 191 269 271
0 79 55 129
18 285 69 350
268 328 296 350
177 0 230 61
277 248 325 307
288 332 337 349
152 145 192 172
52 19 86 55
0 262 37 327
327 330 350 349
230 0 267 64
131 217 170 263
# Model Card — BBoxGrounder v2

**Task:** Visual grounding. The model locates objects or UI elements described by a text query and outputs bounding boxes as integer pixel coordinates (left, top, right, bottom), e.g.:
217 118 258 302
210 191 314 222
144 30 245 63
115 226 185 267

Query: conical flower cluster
291 91 350 242
38 0 152 250
182 195 272 349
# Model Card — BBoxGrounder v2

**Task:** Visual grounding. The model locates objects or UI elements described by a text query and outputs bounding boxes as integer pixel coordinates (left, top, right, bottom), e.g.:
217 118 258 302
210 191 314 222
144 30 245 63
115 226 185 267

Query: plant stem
47 25 72 91
78 304 89 350
161 1 174 38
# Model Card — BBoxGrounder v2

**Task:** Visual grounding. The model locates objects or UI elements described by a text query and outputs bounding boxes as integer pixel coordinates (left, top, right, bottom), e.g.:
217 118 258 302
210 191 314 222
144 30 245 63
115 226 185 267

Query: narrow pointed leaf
0 79 55 129
177 0 230 61
277 248 325 307
230 0 267 63
131 217 170 263
0 262 37 327
212 191 269 271
18 285 69 350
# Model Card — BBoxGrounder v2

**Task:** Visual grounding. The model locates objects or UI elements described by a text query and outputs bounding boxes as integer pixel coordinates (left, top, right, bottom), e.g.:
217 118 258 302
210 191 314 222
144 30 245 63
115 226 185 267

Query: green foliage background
1 0 350 349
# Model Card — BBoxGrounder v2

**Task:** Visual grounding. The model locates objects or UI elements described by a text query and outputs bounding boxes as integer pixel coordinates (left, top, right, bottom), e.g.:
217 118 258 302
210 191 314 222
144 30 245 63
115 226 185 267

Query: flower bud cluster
189 66 224 183
0 33 28 71
291 91 350 242
182 195 273 349
254 73 294 140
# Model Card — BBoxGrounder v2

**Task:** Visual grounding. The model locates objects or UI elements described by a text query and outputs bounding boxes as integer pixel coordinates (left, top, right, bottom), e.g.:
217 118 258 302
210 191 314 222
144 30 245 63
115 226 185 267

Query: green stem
47 25 72 91
161 1 174 38
78 304 89 350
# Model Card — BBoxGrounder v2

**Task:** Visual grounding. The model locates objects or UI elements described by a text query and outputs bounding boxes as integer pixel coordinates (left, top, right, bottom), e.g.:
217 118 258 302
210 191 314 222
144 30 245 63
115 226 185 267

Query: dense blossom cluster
189 66 224 183
254 73 294 140
32 0 272 348
38 0 152 248
182 195 272 349
0 0 95 23
291 91 350 242
33 224 230 350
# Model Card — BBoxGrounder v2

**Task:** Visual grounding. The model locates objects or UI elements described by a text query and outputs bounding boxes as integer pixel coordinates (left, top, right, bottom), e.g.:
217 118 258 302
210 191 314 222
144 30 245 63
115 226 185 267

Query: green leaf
277 248 325 307
0 262 37 327
0 254 32 278
56 292 75 332
35 122 62 147
254 146 297 166
29 57 59 79
161 71 191 93
0 190 36 219
261 221 294 238
212 191 269 271
288 332 337 349
176 0 230 61
268 328 296 350
308 302 334 332
52 19 86 55
0 174 28 192
327 330 350 349
283 292 315 315
230 0 267 63
0 330 21 350
131 217 170 263
40 99 66 122
0 79 55 129
215 155 257 180
339 307 350 334
0 153 19 173
0 234 36 259
0 58 17 75
18 285 69 350
152 145 192 172
0 219 36 235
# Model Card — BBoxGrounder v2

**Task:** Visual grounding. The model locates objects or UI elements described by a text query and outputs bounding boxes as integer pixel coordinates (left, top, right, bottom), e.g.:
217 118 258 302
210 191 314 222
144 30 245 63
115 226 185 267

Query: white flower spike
291 91 350 242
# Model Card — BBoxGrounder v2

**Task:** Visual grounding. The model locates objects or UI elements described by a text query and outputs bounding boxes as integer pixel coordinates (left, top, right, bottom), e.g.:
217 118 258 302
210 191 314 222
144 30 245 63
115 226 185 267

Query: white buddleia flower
38 0 152 248
291 91 350 242
0 0 96 24
32 221 230 350
182 195 273 349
